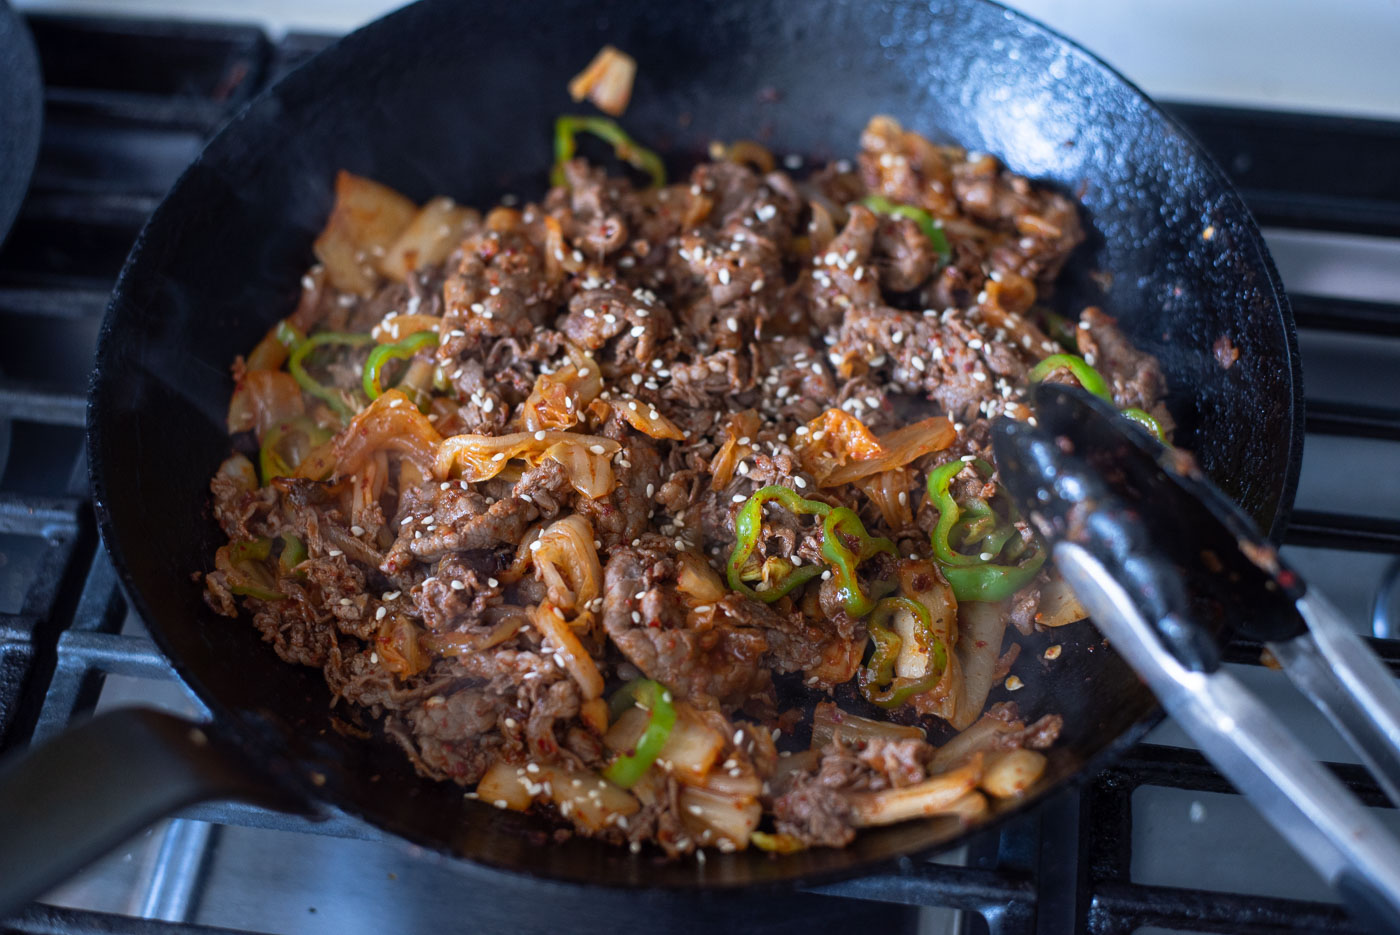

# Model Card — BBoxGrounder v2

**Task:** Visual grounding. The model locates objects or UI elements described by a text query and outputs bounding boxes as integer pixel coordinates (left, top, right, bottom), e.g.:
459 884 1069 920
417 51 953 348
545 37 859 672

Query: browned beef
209 117 1160 855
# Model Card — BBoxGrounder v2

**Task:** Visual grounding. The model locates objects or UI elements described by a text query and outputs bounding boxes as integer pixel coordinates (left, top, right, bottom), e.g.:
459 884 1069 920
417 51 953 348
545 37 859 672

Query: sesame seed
794 476 807 488
535 430 546 440
375 607 387 620
338 597 351 606
630 325 646 338
488 577 499 588
328 549 343 557
530 540 542 551
911 356 926 371
726 317 739 332
979 552 995 561
718 268 731 285
732 494 746 503
590 444 606 454
632 611 642 623
451 580 465 591
350 525 365 536
1044 644 1062 661
491 452 506 462
1005 675 1025 691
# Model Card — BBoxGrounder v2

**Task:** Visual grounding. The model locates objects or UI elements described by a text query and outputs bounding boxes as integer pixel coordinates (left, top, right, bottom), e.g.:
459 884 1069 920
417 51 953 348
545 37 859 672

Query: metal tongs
992 384 1400 934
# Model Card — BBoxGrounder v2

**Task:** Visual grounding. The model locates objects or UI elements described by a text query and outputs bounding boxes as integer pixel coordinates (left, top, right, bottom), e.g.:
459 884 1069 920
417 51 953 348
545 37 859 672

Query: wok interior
89 0 1298 887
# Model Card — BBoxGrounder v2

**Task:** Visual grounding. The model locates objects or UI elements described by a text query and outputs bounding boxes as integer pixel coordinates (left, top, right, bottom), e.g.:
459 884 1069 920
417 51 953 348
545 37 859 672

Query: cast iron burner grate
1 15 1398 935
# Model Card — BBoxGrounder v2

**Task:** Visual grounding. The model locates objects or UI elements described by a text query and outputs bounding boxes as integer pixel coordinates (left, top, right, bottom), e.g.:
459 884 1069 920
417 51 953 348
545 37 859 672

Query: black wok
2 0 1302 912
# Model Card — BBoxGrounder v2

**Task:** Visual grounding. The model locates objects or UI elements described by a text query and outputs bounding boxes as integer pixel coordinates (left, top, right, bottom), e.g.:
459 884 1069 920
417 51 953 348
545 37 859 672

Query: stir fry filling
206 114 1171 856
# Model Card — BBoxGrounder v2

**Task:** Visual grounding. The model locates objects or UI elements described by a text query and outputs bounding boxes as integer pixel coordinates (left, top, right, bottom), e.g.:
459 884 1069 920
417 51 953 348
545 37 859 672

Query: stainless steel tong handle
1270 591 1400 808
1055 542 1400 931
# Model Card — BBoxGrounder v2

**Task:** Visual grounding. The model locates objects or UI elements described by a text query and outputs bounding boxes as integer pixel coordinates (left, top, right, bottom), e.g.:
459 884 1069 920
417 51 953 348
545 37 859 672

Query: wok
1 0 1302 912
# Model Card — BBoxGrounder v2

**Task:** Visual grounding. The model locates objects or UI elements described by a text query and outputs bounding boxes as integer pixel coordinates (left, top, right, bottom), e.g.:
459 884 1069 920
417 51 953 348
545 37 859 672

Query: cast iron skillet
1 0 1303 912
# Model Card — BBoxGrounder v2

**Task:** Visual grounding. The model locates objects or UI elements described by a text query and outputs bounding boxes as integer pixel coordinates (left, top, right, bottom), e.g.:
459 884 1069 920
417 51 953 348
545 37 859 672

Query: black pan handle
0 708 306 918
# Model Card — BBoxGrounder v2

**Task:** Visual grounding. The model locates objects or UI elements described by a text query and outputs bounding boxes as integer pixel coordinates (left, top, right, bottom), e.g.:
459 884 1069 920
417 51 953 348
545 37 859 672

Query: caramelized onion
795 409 883 484
854 468 912 530
530 602 605 700
708 409 760 489
227 370 306 439
567 45 637 117
531 514 602 614
370 314 441 343
436 431 620 497
521 344 602 431
298 389 442 480
609 398 685 440
821 417 956 487
313 171 417 295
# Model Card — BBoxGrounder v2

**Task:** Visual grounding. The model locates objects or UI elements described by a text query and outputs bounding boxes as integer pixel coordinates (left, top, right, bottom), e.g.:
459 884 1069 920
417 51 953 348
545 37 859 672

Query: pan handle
0 707 307 918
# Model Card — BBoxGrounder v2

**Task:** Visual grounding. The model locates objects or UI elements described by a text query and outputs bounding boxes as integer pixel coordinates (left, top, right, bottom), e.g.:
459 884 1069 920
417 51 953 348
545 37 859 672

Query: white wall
15 0 1400 118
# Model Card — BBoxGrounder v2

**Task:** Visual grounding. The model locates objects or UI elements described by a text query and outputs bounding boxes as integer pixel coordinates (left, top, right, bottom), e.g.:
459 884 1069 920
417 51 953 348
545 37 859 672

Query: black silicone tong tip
992 383 1306 656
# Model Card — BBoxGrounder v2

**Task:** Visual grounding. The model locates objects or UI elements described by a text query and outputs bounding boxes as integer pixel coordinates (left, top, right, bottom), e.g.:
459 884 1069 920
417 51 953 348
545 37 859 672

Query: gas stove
1 9 1398 935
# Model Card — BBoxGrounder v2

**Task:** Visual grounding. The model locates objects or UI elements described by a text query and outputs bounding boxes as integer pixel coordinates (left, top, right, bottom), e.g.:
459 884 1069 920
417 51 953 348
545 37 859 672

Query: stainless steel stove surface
2 13 1399 935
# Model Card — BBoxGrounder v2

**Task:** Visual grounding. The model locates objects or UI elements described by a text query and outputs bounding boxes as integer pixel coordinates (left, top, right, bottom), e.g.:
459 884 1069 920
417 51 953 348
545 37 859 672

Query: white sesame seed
794 476 807 489
535 430 546 440
718 268 731 285
328 549 343 557
488 577 499 588
350 525 365 536
375 607 386 620
590 444 606 454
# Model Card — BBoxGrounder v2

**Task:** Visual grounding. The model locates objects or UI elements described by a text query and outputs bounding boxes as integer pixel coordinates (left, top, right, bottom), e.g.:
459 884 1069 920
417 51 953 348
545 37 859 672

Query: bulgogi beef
206 115 1169 856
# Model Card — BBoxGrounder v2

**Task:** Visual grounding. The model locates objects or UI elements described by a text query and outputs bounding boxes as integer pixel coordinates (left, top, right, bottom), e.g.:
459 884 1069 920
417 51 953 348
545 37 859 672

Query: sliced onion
379 197 478 282
949 600 1007 731
376 612 430 678
567 45 637 117
521 344 602 432
676 551 726 604
435 431 620 495
846 753 983 827
530 602 604 701
821 416 956 487
313 171 418 296
298 389 442 480
531 514 602 614
854 468 912 530
1036 575 1088 628
708 409 760 490
610 399 685 440
811 701 925 749
370 314 441 343
227 370 306 439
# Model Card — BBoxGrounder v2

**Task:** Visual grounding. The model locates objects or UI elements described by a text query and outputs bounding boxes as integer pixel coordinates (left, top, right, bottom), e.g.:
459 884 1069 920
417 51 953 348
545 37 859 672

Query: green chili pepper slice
278 532 307 575
726 485 832 602
226 537 286 601
601 678 677 789
859 195 952 264
1120 407 1166 441
1026 353 1112 401
259 415 333 485
287 331 375 422
1027 353 1166 443
552 116 666 189
363 330 440 400
858 596 950 709
819 507 899 617
927 460 1045 602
